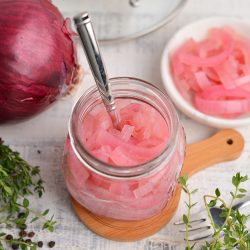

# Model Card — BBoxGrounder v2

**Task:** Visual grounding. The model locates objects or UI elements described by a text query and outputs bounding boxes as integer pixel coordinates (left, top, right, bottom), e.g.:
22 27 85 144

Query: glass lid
54 0 188 43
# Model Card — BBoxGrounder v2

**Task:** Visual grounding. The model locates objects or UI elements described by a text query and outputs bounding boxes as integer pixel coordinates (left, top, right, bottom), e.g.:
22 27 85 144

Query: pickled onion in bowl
170 26 250 118
161 17 250 127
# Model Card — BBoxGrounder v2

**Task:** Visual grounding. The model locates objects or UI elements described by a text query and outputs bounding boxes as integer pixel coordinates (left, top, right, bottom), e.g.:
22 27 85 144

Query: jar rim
69 77 180 179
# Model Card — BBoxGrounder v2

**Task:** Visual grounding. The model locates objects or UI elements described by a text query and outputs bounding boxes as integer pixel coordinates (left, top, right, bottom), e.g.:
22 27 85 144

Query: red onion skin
0 0 77 122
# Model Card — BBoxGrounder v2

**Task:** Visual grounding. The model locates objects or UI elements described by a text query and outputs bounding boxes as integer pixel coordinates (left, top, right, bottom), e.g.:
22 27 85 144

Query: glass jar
62 77 186 221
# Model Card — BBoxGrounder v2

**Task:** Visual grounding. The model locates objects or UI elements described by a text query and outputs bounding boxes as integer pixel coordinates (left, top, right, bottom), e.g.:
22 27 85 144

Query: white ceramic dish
161 17 250 128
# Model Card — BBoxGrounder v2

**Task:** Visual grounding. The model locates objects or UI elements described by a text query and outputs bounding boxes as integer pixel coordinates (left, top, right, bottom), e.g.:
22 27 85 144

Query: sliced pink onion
121 125 135 142
171 26 250 118
179 30 234 67
195 94 250 115
200 85 250 100
235 75 250 86
194 71 215 90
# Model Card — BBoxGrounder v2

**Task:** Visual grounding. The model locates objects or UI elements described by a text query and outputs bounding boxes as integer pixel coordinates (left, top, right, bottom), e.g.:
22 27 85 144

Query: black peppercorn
48 241 55 248
5 234 13 241
37 241 43 248
25 239 32 243
19 230 27 237
28 232 35 238
11 244 19 250
37 150 41 154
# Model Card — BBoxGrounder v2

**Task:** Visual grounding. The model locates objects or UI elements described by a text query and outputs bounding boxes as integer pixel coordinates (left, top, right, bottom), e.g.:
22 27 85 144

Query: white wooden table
1 0 250 249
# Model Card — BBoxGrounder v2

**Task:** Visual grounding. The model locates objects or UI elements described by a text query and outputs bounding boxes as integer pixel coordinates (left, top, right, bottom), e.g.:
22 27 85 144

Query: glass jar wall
62 77 186 220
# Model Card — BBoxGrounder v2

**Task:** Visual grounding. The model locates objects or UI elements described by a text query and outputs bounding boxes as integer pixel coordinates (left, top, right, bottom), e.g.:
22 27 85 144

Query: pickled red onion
199 85 250 100
179 30 234 67
81 100 169 166
195 94 250 115
194 71 214 90
171 27 250 117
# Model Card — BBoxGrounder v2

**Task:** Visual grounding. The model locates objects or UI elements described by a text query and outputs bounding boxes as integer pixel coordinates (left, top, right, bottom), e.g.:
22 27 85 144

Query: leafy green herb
179 172 250 250
0 139 57 249
178 174 197 250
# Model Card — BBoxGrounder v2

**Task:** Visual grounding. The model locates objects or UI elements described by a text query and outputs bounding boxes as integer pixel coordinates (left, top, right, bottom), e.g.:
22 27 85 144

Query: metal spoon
74 12 120 128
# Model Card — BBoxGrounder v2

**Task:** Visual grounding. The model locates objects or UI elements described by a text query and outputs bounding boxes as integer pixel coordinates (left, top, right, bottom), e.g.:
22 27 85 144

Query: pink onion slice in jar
82 99 169 166
63 78 185 221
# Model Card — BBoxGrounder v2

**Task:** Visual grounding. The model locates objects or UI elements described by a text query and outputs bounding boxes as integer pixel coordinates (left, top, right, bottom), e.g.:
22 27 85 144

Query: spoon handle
74 13 119 125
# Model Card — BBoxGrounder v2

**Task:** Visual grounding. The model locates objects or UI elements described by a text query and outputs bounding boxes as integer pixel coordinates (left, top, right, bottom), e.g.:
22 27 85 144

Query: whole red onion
0 0 77 122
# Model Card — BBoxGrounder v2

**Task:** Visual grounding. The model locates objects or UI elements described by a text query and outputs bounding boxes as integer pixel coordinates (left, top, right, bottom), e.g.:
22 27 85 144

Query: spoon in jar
74 12 120 128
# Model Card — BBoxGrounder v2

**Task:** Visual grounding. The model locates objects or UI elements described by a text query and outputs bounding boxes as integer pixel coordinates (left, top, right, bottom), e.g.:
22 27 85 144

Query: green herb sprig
178 174 198 250
179 172 250 250
0 139 57 249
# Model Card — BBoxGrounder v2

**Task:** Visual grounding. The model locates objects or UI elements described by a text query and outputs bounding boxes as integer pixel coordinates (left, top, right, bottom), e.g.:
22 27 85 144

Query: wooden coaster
71 129 244 241
71 186 181 241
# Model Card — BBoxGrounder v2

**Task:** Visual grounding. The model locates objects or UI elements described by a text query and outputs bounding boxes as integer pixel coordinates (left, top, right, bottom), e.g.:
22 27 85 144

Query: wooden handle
182 129 244 177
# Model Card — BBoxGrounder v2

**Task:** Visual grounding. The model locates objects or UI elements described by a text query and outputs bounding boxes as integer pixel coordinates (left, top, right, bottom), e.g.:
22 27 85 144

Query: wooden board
71 129 244 241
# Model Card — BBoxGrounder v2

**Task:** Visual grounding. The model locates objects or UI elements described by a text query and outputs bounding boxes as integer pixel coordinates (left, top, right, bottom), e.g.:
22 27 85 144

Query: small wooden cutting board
71 129 244 241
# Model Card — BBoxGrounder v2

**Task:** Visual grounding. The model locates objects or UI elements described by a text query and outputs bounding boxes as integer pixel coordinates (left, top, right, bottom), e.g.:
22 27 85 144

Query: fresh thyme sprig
178 174 198 250
179 172 250 250
0 139 57 249
0 139 44 211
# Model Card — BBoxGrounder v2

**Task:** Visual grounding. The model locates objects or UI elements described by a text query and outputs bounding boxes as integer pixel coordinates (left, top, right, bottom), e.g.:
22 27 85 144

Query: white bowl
161 17 250 128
